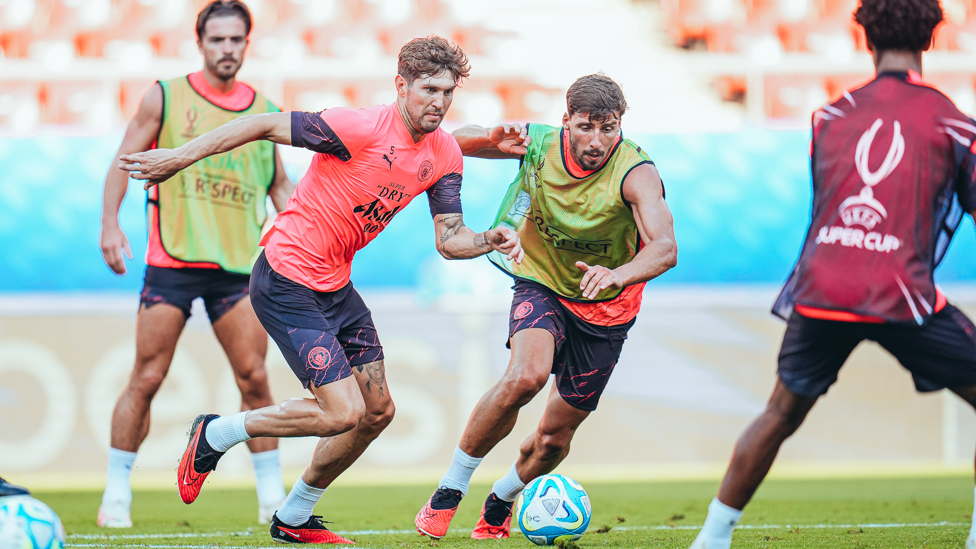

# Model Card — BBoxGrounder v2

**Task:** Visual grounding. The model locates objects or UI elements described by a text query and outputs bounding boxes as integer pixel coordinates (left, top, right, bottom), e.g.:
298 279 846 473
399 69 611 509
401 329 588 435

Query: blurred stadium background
3 0 976 490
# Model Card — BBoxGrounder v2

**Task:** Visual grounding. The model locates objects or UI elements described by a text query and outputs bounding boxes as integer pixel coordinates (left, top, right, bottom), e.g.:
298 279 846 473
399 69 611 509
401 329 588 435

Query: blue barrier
2 130 975 293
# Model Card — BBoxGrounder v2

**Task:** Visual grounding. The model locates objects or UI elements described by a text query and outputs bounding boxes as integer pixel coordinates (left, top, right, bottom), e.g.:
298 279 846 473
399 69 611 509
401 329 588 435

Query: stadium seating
1 0 974 125
0 0 545 126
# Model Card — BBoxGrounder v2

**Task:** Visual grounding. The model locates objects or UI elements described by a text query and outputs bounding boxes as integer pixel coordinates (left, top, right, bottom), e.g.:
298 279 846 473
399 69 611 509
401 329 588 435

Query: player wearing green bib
152 75 278 273
97 1 294 528
416 75 678 540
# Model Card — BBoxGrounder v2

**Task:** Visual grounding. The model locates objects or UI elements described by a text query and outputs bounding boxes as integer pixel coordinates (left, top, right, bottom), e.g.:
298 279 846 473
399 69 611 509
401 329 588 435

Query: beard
208 57 242 81
412 111 443 134
576 147 605 170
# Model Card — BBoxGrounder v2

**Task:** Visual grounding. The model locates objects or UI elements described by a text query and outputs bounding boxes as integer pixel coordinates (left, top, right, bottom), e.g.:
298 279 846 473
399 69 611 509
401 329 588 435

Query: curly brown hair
854 0 943 52
398 36 471 86
196 1 252 40
567 74 628 122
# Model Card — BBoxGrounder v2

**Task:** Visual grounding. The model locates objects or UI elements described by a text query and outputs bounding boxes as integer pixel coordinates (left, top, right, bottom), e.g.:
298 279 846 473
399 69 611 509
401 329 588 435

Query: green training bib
153 76 279 274
489 123 653 301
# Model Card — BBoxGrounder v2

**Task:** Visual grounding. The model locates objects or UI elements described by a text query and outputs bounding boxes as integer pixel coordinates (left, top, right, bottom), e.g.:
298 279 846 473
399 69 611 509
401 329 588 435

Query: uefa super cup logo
815 118 904 253
838 118 904 229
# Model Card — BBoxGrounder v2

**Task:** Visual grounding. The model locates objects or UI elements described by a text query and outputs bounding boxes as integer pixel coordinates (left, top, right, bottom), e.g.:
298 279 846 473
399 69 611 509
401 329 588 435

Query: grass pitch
49 477 973 548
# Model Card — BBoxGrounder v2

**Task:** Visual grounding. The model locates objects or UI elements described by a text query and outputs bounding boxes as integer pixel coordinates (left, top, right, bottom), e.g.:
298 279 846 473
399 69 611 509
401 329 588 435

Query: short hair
398 35 471 86
566 74 628 122
854 0 943 52
196 0 252 40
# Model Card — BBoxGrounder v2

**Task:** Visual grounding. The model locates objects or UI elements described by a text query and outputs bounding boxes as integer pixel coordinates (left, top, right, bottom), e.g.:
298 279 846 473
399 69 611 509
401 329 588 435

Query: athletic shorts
508 280 634 412
140 265 250 322
779 303 976 397
249 251 383 389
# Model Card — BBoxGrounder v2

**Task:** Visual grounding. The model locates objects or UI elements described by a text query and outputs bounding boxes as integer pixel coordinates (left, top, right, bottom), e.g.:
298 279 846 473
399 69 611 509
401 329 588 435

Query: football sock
969 486 976 539
205 412 252 453
251 450 287 505
276 477 325 526
491 461 526 502
102 448 136 504
438 446 483 497
696 497 742 549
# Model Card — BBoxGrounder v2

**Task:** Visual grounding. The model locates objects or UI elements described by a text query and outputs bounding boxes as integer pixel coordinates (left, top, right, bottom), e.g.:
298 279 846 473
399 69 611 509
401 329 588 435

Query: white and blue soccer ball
514 474 591 545
0 496 65 549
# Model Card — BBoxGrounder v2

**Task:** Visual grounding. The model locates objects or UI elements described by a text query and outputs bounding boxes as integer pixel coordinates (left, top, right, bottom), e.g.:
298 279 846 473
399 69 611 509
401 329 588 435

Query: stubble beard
209 58 242 82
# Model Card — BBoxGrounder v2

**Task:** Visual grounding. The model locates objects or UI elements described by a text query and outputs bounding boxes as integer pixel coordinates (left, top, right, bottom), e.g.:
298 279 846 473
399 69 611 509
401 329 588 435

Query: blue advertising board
2 130 974 293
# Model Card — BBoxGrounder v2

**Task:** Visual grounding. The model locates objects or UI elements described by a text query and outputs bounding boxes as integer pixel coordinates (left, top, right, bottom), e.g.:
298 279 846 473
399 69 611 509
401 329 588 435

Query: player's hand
576 261 622 299
486 227 524 264
100 223 133 275
489 124 531 156
118 148 189 189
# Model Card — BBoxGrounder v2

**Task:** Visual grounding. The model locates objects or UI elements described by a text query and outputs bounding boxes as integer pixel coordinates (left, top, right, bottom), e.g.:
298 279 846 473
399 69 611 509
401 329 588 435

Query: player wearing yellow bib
416 75 678 539
97 0 294 528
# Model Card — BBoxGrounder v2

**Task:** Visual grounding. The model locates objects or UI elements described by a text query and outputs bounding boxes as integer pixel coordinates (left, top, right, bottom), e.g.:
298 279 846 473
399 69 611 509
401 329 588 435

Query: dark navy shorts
140 266 250 322
779 304 976 397
508 280 633 412
249 251 383 389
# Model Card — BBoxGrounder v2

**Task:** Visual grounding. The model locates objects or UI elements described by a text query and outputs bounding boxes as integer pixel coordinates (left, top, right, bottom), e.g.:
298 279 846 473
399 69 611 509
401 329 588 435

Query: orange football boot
177 414 225 504
270 513 354 544
415 487 463 539
471 492 514 539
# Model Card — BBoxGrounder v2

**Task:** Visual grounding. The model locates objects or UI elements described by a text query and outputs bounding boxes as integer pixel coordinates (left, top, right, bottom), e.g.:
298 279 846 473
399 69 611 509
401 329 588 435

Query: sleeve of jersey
953 116 976 211
290 109 370 160
426 146 464 217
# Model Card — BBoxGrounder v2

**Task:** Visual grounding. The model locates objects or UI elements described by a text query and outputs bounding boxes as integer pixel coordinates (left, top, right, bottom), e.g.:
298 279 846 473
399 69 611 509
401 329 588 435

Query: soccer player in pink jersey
119 36 523 544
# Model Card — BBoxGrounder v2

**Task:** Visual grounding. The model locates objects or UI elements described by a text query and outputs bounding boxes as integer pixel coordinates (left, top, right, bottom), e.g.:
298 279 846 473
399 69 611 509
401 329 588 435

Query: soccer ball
514 474 591 545
0 496 65 549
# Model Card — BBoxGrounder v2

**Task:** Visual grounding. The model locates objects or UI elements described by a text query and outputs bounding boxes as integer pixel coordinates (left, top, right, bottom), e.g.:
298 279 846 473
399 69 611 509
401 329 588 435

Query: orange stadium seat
37 81 119 125
659 0 747 48
934 0 976 52
765 74 829 119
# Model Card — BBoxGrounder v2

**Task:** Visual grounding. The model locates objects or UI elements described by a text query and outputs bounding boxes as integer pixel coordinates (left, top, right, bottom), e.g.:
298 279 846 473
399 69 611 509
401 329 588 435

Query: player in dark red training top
691 1 976 548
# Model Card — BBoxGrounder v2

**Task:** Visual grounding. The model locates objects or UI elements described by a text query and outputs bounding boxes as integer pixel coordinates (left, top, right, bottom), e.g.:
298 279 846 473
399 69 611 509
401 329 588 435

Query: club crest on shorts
514 301 534 320
417 160 434 182
307 346 331 370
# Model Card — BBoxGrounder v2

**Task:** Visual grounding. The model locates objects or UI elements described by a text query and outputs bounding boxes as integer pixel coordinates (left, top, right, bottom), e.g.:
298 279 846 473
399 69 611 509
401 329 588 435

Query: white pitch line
66 521 970 543
66 545 386 549
69 531 254 540
613 521 969 532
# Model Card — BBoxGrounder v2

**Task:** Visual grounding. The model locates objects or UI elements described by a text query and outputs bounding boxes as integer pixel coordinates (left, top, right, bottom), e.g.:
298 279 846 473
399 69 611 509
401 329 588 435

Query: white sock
438 446 483 497
969 486 976 539
205 412 252 453
696 498 742 549
251 450 286 505
102 448 136 505
491 461 526 502
276 477 325 526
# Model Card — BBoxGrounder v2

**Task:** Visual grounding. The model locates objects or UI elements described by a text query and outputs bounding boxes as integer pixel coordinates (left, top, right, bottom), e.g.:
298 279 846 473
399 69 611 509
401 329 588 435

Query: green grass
45 477 974 548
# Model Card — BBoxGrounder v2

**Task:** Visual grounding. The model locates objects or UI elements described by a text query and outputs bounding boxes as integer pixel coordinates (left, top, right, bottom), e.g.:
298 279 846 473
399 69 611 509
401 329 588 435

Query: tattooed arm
433 213 524 262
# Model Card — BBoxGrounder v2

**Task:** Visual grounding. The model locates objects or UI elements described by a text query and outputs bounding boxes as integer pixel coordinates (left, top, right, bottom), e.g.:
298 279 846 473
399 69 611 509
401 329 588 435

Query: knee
533 430 570 460
765 406 806 436
308 397 365 437
360 400 396 438
128 368 166 398
500 369 547 407
236 364 271 400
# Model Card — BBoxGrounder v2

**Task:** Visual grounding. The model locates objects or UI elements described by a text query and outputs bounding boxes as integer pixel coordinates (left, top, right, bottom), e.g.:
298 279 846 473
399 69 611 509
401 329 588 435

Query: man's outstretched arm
452 124 530 159
433 213 524 262
118 111 292 188
576 163 677 299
